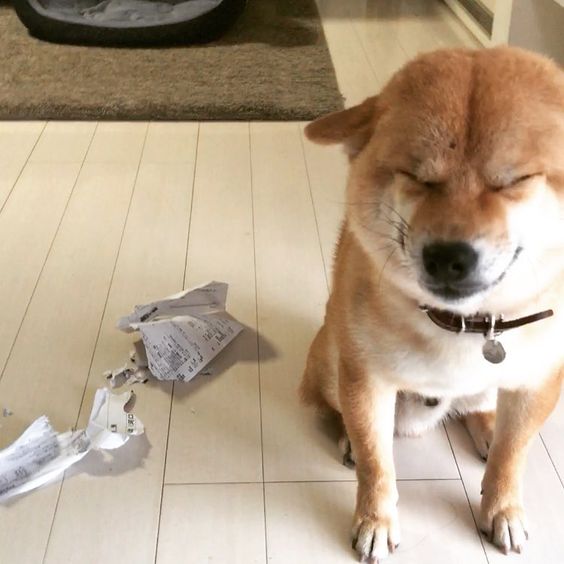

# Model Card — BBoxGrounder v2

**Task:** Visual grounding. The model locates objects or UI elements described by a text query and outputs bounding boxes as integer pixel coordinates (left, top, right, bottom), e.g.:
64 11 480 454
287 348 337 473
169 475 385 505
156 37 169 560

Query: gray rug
0 0 343 120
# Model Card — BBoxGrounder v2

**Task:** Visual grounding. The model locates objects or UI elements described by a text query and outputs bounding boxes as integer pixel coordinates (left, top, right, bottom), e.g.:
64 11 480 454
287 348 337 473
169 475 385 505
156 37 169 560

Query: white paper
137 313 242 381
131 340 148 368
104 364 149 389
117 281 229 332
116 282 243 383
0 388 144 502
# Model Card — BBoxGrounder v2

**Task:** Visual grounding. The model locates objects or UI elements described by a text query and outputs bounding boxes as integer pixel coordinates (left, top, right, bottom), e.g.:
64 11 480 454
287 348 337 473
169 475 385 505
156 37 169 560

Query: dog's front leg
480 370 562 554
339 357 400 562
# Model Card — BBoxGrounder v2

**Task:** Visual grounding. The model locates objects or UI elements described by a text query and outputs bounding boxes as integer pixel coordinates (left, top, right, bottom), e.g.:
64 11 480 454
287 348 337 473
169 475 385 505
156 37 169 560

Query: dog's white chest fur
352 315 562 437
356 308 563 400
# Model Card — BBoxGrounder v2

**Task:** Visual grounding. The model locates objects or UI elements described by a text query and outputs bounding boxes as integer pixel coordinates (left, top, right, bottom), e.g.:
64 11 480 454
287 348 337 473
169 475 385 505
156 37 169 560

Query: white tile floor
1 1 563 563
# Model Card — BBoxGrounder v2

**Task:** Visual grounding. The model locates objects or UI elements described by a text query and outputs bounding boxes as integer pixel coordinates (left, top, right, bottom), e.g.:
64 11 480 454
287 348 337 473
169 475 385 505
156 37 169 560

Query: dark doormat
0 0 344 120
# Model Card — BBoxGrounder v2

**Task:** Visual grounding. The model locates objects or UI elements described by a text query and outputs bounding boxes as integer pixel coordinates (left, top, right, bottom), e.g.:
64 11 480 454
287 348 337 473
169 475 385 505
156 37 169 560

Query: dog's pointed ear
305 96 379 157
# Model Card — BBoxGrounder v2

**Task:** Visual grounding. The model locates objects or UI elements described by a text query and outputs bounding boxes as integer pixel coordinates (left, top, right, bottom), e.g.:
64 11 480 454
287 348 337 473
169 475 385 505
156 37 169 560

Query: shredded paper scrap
0 388 144 502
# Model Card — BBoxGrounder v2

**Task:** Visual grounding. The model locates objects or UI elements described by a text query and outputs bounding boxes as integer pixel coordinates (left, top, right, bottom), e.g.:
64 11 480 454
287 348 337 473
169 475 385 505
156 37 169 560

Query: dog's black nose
422 242 478 283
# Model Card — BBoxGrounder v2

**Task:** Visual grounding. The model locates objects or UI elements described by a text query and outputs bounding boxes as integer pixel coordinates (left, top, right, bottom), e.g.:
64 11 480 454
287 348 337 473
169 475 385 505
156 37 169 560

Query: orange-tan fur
300 47 564 560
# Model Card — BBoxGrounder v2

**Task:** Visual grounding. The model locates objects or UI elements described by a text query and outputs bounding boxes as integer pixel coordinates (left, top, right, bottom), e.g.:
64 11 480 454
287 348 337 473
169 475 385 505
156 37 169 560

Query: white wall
445 0 564 63
507 0 564 64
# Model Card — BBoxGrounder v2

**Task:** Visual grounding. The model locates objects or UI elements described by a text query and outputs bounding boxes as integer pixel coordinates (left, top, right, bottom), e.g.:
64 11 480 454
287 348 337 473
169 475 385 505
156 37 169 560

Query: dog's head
307 48 564 314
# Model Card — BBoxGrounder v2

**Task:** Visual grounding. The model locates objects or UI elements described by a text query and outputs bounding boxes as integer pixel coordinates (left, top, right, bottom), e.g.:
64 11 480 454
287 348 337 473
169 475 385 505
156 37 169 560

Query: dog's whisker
347 199 411 226
352 216 406 241
376 247 399 294
376 200 411 227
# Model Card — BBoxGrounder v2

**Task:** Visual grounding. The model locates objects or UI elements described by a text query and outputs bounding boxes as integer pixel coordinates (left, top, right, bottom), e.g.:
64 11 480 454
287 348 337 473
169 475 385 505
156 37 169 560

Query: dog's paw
471 430 492 462
338 434 356 469
479 504 528 554
352 510 400 562
463 411 495 461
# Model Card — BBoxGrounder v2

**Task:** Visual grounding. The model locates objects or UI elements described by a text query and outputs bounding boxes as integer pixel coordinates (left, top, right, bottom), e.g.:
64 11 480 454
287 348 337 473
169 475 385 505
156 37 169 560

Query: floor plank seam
163 477 463 486
0 123 98 386
248 121 270 564
299 124 331 291
153 382 176 564
39 482 65 564
351 20 406 89
539 433 564 490
42 122 149 563
316 2 380 103
181 123 201 288
443 423 491 563
0 121 47 216
72 122 150 430
154 123 201 564
32 122 99 564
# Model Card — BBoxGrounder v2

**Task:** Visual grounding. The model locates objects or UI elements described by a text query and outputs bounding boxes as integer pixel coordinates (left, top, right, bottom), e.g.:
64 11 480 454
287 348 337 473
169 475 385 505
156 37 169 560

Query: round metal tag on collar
482 314 506 364
482 338 506 364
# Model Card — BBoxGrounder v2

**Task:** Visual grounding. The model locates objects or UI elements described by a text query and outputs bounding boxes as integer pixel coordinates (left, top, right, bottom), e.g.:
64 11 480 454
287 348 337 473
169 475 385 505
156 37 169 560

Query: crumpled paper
0 388 144 502
114 281 243 383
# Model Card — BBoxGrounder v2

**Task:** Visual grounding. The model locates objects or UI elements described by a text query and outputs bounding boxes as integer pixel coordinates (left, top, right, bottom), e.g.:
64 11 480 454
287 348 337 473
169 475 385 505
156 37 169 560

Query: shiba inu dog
300 47 564 561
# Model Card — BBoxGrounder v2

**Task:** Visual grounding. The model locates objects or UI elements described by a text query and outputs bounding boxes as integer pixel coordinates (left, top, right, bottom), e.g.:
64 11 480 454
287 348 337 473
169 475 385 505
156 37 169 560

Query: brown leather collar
421 306 554 335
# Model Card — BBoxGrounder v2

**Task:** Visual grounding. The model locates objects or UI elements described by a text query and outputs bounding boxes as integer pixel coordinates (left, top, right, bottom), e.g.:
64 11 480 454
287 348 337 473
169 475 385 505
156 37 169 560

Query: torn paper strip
117 281 229 332
0 388 144 502
116 282 243 383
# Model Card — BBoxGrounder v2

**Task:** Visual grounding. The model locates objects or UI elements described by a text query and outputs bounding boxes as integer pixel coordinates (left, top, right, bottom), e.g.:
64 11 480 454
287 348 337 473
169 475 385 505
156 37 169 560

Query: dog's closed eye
491 172 542 192
397 170 442 190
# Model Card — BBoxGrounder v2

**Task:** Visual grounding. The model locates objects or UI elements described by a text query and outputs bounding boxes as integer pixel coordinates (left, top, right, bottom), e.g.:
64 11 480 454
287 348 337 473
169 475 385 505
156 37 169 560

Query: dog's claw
341 437 356 469
343 452 356 469
480 506 529 554
352 511 400 563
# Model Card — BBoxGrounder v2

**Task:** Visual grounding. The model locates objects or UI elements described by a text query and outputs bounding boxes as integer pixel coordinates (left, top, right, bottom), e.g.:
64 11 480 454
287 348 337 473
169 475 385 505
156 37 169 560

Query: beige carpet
0 0 343 120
